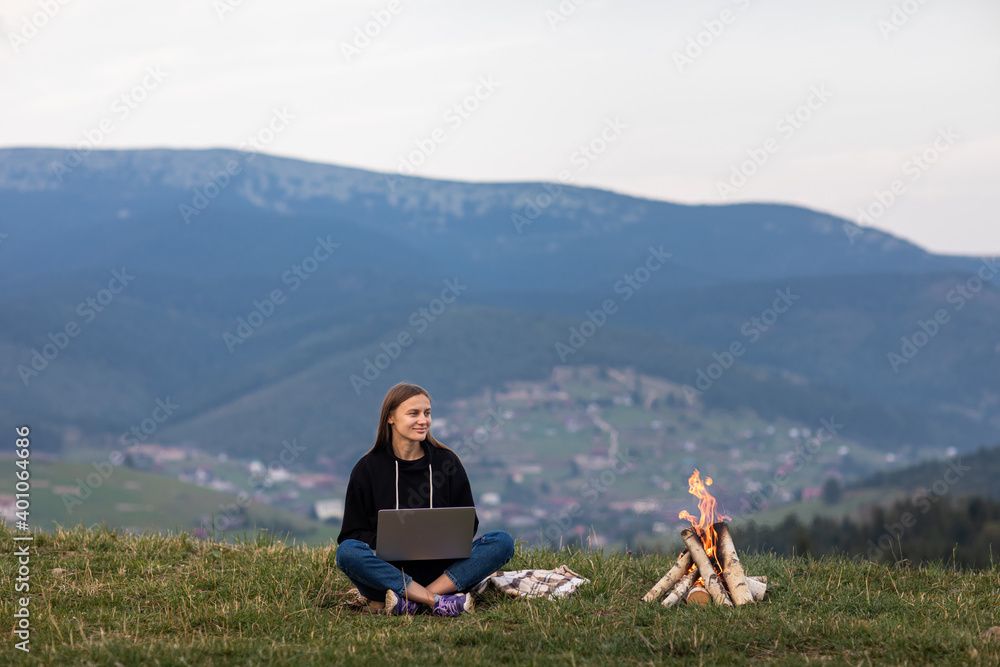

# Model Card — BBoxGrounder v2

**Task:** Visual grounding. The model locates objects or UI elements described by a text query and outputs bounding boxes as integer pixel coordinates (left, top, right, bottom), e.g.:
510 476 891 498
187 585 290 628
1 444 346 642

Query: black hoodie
337 440 480 586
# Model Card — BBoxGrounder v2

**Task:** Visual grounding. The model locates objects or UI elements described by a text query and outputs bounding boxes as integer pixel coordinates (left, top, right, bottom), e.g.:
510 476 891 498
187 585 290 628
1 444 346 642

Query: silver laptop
375 507 476 561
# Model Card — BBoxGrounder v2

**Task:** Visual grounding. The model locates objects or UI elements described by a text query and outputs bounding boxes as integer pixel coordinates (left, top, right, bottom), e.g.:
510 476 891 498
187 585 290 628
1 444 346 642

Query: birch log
641 549 692 602
685 583 710 605
745 576 767 601
661 568 698 608
680 527 733 607
712 522 753 605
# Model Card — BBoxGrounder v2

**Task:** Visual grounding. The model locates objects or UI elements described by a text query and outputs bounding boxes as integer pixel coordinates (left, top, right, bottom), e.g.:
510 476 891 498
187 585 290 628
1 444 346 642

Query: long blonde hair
368 383 450 454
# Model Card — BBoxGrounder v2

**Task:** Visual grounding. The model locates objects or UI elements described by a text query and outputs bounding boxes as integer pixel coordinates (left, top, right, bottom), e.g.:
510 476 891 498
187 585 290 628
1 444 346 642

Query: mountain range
1 147 997 463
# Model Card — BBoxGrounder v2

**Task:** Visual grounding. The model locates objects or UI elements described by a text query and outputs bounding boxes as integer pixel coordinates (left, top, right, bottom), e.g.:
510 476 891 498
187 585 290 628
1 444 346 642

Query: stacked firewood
643 522 767 607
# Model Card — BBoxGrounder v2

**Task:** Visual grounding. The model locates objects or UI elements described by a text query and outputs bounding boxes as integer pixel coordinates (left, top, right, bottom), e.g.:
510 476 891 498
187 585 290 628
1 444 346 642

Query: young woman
336 382 515 616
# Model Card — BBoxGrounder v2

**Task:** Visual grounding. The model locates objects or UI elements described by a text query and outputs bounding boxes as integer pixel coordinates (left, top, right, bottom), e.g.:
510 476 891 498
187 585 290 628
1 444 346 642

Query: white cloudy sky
2 0 998 255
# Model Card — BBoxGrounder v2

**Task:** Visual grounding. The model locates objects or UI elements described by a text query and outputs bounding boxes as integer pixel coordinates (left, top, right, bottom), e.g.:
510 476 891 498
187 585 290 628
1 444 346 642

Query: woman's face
388 394 431 446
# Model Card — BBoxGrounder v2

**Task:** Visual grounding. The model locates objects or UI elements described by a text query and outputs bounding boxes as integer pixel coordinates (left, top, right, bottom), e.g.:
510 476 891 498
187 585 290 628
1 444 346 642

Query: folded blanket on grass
337 565 589 610
470 565 589 599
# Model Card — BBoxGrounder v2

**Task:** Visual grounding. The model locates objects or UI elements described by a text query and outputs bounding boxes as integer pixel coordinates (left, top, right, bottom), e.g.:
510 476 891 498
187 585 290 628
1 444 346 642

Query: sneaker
432 593 474 617
384 589 420 616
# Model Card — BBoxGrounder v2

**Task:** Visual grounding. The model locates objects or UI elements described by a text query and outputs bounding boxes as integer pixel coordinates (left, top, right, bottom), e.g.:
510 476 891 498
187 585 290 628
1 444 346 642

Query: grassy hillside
727 446 1000 569
6 269 971 463
0 460 339 544
736 443 1000 531
2 525 999 665
738 494 1000 569
632 272 1000 417
481 270 1000 425
855 444 1000 500
734 487 892 529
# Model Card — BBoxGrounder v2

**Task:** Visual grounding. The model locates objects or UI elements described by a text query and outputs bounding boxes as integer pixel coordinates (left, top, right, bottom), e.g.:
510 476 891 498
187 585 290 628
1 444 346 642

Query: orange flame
678 469 730 557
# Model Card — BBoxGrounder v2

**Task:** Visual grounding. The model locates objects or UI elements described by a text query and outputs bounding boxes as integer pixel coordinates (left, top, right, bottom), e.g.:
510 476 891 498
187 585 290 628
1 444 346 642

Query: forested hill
0 147 996 461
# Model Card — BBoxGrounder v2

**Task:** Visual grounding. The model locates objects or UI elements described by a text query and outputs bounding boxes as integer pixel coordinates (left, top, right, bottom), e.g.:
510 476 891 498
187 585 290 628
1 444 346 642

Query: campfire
643 470 767 607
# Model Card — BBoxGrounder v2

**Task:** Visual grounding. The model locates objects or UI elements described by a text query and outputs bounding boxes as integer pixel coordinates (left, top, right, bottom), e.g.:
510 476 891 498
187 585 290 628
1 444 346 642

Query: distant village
5 366 888 548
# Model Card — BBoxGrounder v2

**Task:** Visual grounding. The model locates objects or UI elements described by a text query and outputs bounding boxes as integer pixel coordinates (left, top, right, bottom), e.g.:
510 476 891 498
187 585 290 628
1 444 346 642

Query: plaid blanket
470 565 589 599
336 565 590 610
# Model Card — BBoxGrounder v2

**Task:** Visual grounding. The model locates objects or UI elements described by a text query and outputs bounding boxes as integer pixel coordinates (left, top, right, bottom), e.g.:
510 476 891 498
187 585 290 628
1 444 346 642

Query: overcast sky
2 0 998 255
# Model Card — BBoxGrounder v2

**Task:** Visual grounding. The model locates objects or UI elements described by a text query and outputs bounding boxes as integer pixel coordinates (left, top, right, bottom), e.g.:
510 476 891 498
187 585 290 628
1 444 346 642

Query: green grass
3 525 1000 665
0 460 340 545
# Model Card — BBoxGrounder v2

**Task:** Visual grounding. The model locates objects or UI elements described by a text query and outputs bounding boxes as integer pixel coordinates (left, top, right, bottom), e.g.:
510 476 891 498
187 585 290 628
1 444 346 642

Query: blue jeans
336 530 515 602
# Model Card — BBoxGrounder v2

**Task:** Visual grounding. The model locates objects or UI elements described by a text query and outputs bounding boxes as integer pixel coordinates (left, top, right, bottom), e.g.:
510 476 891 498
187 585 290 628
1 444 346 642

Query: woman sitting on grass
336 382 515 616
